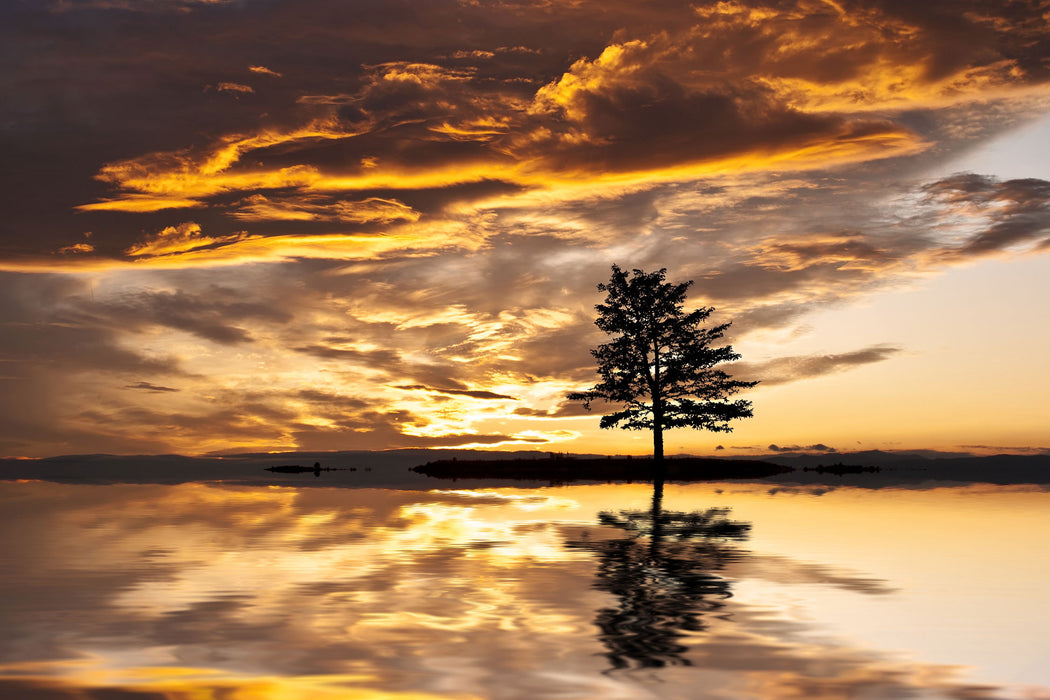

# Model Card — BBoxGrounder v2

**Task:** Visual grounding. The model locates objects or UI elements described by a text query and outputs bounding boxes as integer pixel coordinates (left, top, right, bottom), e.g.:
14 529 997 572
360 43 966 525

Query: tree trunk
652 391 664 464
651 339 663 465
652 397 666 488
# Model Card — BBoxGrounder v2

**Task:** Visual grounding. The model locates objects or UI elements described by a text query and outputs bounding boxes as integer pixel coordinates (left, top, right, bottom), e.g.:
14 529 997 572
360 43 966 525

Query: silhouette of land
801 463 881 476
412 455 791 482
760 451 1050 486
1 449 1047 488
266 462 350 477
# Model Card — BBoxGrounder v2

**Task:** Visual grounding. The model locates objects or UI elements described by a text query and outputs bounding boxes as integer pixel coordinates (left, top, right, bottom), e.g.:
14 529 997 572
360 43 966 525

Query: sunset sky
2 0 1049 458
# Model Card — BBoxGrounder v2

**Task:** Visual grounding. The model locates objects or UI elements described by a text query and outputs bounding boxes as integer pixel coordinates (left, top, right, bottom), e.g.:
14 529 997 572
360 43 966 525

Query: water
0 472 1047 699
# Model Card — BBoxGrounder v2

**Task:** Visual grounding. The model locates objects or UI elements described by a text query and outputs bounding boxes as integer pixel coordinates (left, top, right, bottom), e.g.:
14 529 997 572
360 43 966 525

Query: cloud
514 397 618 419
735 346 903 386
124 222 251 258
767 443 838 453
47 0 235 11
125 381 180 393
45 0 1049 280
393 384 518 401
230 195 420 224
520 37 926 178
56 242 95 254
81 119 357 211
85 287 294 345
82 0 1048 228
293 343 397 362
249 65 282 78
0 274 191 455
922 174 1050 258
76 196 205 212
213 82 254 96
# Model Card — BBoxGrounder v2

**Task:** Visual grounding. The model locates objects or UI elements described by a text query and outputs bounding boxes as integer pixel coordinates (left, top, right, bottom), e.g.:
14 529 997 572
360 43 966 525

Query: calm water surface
1 475 1047 699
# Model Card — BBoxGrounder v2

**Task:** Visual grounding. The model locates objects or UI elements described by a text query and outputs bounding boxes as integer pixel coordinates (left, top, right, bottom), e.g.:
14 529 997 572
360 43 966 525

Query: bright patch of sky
935 111 1050 181
735 253 1050 452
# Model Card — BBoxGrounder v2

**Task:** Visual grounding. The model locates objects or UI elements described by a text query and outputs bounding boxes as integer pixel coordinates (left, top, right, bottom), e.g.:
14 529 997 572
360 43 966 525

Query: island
412 455 793 482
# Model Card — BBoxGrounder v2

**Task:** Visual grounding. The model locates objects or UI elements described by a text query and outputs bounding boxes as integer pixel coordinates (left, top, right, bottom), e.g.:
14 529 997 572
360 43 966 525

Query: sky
2 0 1049 459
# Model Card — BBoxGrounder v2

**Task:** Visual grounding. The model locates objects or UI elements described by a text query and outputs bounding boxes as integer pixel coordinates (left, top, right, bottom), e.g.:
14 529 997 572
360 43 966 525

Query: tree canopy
570 265 756 461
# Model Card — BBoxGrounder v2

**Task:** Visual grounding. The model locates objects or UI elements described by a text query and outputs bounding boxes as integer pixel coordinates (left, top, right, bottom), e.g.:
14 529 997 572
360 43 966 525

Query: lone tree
569 265 756 463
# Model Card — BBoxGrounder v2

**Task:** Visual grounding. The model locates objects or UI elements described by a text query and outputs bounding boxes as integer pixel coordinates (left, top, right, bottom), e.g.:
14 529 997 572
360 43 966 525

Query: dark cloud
293 344 402 365
0 275 182 375
767 443 838 453
393 384 518 401
125 382 179 393
521 50 915 175
923 174 1050 257
5 0 1046 258
61 286 295 345
293 389 371 412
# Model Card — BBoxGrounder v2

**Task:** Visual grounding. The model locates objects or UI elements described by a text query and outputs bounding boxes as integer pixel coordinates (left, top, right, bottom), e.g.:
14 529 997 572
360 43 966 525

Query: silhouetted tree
570 265 756 465
566 483 751 669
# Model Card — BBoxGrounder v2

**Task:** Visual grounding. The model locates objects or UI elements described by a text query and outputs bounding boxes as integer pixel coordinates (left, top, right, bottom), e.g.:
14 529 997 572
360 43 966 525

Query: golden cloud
513 28 935 181
530 41 651 124
0 220 490 273
231 195 421 224
370 61 475 86
56 242 95 255
689 0 1037 113
759 60 1030 114
248 64 282 78
427 119 509 142
77 195 204 212
214 82 254 95
83 118 357 206
120 232 454 267
124 222 252 257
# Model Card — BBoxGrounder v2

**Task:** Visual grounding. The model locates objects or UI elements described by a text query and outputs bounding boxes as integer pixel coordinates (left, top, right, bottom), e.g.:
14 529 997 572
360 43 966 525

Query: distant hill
755 451 1050 486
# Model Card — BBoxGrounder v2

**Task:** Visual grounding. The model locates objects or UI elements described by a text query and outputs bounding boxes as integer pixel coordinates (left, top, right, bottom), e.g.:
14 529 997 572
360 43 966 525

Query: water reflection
0 479 1047 699
567 481 750 669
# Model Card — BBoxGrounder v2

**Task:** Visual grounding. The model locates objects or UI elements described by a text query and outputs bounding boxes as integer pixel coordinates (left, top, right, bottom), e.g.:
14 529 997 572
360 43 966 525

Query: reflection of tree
567 481 751 670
